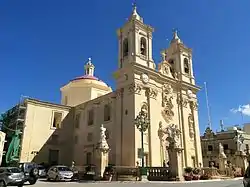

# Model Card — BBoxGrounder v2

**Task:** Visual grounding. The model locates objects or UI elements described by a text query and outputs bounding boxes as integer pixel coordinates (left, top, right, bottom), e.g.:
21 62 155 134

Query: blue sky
1 0 250 134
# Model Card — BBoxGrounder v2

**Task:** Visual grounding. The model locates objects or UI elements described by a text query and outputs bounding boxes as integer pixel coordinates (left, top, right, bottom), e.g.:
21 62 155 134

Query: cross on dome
84 57 95 76
129 1 143 22
171 28 182 43
132 2 137 15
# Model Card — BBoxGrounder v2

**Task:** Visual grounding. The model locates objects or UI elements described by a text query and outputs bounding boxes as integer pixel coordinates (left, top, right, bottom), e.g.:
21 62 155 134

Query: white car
47 165 74 181
38 165 47 178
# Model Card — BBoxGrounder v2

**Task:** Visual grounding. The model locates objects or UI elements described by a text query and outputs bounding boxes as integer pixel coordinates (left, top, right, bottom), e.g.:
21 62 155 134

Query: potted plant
200 173 211 180
183 167 193 181
192 168 201 180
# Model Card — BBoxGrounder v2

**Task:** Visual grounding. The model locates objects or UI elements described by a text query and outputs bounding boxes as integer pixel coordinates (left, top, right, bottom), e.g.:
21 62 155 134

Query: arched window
140 37 147 56
184 58 190 74
104 104 111 121
168 59 175 74
123 38 129 57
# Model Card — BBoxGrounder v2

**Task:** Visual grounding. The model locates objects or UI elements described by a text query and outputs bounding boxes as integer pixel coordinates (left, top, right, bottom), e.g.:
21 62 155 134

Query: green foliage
184 167 193 173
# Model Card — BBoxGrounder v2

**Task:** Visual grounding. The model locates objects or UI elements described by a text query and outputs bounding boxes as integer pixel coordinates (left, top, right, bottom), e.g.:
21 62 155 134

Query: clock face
141 73 149 84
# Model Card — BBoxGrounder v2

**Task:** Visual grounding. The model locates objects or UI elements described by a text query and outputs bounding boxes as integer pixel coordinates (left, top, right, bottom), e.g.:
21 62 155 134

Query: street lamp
134 107 150 176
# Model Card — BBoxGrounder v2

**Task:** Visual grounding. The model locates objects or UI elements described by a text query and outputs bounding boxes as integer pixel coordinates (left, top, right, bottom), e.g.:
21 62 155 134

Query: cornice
132 63 200 92
26 99 71 110
60 81 112 92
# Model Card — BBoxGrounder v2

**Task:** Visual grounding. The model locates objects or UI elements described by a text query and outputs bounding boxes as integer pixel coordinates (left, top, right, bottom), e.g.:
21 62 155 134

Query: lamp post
134 107 150 176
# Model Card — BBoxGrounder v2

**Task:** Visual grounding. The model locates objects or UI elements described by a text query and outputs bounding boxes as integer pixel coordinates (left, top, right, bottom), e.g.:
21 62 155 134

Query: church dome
70 74 109 88
66 57 111 89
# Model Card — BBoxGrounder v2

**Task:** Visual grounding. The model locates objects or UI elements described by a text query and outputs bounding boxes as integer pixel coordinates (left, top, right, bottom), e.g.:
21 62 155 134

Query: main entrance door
48 149 59 165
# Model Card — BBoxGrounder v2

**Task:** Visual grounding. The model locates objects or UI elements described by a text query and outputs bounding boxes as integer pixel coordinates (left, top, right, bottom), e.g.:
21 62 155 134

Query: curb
76 177 243 184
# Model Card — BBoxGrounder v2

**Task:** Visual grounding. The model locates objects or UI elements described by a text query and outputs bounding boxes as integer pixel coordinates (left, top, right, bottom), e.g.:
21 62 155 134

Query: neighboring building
1 99 72 166
2 6 203 168
201 125 250 168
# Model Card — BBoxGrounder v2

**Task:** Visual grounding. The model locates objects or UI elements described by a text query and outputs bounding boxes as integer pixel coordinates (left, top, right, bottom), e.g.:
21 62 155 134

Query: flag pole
204 82 212 129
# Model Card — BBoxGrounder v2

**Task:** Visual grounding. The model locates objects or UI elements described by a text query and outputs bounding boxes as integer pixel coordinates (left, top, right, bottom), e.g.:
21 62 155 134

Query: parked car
0 167 24 187
47 165 74 181
243 166 250 187
18 162 39 185
37 165 47 178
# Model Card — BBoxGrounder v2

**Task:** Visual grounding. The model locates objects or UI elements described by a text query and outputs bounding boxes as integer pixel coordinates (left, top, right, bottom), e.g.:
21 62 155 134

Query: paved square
32 179 243 187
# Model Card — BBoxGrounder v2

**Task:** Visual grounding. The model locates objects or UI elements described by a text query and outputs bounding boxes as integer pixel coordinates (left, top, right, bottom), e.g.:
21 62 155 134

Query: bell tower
162 30 195 85
116 4 155 70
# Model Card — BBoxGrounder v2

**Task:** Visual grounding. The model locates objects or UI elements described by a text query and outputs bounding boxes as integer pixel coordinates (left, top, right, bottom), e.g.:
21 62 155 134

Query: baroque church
1 5 203 169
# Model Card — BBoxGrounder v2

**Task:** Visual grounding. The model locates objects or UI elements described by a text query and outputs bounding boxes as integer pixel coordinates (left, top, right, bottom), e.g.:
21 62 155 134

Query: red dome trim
70 75 104 82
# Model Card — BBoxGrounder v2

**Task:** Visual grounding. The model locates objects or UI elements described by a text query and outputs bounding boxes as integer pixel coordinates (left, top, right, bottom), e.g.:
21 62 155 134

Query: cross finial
172 28 178 39
132 1 137 11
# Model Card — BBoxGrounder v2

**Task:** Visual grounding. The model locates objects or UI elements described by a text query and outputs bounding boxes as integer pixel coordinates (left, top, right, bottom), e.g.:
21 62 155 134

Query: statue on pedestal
158 121 169 165
95 124 110 179
165 124 183 180
166 124 182 149
218 143 227 171
97 124 109 153
219 143 227 159
233 132 245 156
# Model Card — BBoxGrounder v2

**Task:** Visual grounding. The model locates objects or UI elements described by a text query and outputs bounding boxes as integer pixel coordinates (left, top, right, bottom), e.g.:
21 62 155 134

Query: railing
110 166 139 181
146 167 172 181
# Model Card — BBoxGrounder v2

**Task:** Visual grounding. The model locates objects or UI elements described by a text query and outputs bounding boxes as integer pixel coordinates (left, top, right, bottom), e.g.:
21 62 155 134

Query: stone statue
161 51 166 61
100 124 106 141
98 124 109 152
166 124 181 149
219 143 227 159
234 133 244 152
158 121 164 141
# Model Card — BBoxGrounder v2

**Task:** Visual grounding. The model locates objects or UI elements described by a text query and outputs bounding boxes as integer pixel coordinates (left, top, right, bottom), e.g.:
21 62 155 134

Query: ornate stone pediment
203 127 215 139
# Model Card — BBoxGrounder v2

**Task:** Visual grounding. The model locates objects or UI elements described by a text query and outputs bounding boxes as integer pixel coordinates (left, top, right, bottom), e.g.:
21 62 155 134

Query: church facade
2 6 203 169
67 6 203 168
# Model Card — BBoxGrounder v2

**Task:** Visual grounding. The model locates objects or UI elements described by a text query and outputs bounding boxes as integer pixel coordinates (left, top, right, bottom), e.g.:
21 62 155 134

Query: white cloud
230 104 250 116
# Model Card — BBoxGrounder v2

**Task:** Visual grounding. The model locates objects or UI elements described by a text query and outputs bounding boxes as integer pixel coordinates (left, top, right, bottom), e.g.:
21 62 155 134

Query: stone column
167 146 184 181
166 124 184 181
95 124 110 180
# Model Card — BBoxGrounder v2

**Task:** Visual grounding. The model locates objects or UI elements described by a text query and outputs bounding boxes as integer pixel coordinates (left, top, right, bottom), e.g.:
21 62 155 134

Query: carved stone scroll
145 88 158 99
188 114 194 139
162 84 174 122
128 83 142 94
